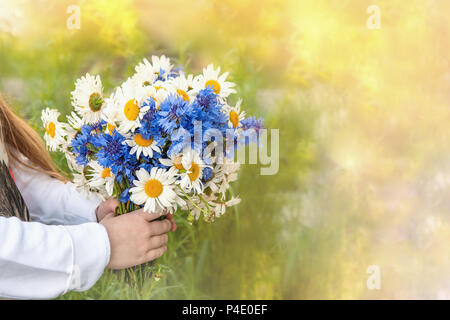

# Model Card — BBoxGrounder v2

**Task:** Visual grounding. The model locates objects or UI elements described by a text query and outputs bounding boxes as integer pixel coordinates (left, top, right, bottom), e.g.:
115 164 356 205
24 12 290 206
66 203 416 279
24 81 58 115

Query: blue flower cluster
71 85 264 186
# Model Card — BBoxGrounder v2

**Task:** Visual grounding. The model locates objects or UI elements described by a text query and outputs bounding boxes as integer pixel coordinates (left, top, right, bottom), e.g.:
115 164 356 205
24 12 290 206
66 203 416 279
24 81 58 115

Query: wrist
95 206 100 222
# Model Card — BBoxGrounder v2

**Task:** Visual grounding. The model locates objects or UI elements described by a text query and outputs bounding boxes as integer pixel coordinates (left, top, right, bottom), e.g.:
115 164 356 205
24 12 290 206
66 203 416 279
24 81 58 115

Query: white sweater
0 165 110 299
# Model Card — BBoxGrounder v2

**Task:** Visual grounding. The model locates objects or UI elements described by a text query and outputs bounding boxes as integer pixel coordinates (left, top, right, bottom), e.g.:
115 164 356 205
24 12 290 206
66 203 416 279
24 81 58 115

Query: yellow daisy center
154 86 165 91
205 80 221 94
145 179 163 198
229 111 240 128
177 89 190 101
107 123 116 135
174 156 184 170
47 122 56 138
101 168 111 179
124 99 140 121
134 134 153 147
188 162 200 181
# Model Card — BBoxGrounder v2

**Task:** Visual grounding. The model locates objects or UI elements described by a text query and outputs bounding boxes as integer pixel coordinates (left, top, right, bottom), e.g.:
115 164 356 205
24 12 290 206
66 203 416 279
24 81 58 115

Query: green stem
198 194 211 211
114 181 126 215
176 185 210 216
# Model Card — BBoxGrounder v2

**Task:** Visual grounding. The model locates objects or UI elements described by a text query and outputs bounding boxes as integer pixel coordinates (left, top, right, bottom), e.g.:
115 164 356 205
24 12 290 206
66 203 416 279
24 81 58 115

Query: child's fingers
106 198 119 212
101 212 115 221
135 209 163 222
166 213 177 232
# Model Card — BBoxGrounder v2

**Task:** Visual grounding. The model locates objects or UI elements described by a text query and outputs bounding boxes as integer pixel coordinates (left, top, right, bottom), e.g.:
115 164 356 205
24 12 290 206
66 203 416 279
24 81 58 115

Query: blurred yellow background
1 0 450 299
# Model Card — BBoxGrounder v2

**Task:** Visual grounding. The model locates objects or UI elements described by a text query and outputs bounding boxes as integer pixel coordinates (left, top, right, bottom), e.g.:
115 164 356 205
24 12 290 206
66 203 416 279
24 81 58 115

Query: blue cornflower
158 94 192 134
138 161 154 173
71 138 89 166
71 124 103 165
191 88 227 129
139 98 167 146
166 126 194 156
202 167 213 183
195 87 218 110
180 89 228 152
122 152 139 182
166 66 183 79
240 117 265 144
156 68 166 81
241 117 264 134
89 120 106 134
95 131 128 170
142 97 156 114
119 188 130 203
151 158 167 169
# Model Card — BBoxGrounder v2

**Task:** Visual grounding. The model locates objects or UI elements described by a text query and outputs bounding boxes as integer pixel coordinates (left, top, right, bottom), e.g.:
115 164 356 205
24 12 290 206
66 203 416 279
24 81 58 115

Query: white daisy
66 111 85 130
222 99 246 129
163 175 187 215
135 82 157 100
132 58 158 87
150 55 173 80
179 149 206 194
159 152 185 171
41 108 67 152
61 150 78 175
172 184 187 213
130 167 178 214
160 150 210 194
71 73 105 124
181 193 215 222
152 82 171 109
86 161 115 197
104 79 150 134
68 155 105 199
101 99 120 135
204 168 223 194
205 158 240 196
151 79 171 92
135 81 169 109
183 192 240 222
211 196 241 218
124 133 161 159
134 55 173 84
196 64 236 98
167 72 197 102
182 195 206 221
73 172 92 196
63 128 77 151
72 167 104 200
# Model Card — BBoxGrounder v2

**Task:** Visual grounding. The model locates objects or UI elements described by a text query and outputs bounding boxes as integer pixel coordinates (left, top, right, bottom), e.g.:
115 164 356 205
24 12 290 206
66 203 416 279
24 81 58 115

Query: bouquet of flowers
41 56 264 222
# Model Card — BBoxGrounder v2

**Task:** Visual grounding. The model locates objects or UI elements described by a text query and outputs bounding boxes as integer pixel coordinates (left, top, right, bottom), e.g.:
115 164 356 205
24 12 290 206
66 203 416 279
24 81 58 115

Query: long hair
0 92 68 182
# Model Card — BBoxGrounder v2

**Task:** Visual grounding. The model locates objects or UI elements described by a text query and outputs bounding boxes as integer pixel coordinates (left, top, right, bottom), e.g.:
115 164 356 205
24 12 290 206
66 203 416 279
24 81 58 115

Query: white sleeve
11 165 102 225
0 216 110 299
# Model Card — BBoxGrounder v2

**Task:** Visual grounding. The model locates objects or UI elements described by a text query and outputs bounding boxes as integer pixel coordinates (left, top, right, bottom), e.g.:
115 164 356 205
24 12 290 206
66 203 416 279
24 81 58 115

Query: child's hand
96 198 177 231
95 198 119 221
100 208 171 269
